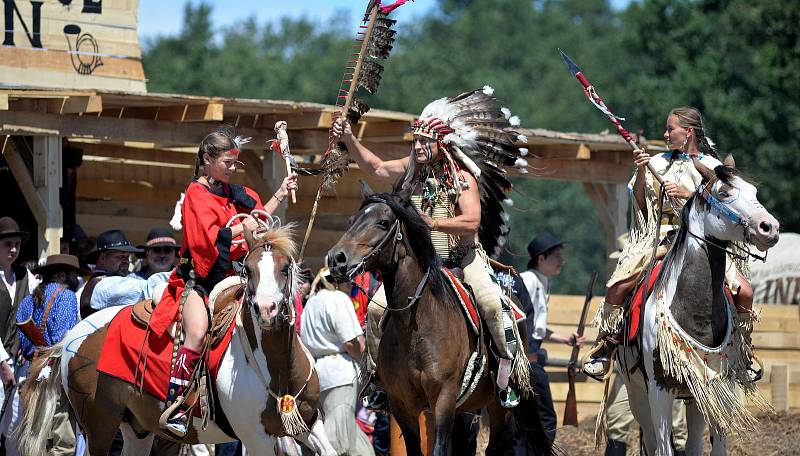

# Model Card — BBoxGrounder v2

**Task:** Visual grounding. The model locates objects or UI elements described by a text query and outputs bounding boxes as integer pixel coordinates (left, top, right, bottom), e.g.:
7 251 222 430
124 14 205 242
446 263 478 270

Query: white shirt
300 289 363 392
520 269 550 342
0 269 38 363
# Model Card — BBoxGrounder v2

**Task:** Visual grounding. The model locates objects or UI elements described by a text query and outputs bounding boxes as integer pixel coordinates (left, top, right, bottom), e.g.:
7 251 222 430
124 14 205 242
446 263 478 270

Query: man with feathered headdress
333 86 530 408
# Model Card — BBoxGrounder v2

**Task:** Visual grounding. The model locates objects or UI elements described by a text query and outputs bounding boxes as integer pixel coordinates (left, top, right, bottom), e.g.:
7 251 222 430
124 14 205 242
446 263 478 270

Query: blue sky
138 0 632 40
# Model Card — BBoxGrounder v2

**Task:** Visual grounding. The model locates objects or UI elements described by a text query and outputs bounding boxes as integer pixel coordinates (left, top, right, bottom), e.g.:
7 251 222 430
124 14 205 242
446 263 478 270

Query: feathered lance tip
320 8 399 189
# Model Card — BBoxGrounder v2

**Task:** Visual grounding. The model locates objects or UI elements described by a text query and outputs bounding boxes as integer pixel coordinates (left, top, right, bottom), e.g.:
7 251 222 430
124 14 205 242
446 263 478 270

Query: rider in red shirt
153 129 298 437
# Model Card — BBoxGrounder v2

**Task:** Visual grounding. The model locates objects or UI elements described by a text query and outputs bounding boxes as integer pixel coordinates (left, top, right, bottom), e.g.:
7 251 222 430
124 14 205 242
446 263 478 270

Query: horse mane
715 165 757 187
255 222 297 259
363 193 448 299
652 194 694 294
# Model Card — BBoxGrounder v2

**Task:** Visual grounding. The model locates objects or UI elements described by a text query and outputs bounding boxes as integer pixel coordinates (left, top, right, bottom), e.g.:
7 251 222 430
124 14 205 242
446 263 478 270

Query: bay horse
618 156 779 456
327 185 554 456
16 222 336 456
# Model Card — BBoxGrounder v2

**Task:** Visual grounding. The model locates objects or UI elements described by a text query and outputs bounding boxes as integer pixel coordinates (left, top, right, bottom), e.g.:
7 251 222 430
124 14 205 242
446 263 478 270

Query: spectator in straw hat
11 254 85 455
135 227 180 280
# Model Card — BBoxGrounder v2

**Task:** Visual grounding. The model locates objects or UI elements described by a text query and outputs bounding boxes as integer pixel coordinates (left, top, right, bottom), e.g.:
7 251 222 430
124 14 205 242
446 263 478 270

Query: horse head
241 220 298 331
692 155 780 252
327 181 436 282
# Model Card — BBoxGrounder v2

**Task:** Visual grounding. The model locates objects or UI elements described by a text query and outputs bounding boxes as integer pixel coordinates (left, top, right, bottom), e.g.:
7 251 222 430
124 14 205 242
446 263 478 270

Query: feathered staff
271 121 296 203
298 0 408 260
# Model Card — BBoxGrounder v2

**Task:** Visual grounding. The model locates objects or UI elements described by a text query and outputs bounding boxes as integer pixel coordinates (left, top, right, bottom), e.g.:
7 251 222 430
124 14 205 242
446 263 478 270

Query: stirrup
497 386 520 409
163 418 188 438
359 375 387 411
582 357 610 382
159 398 188 438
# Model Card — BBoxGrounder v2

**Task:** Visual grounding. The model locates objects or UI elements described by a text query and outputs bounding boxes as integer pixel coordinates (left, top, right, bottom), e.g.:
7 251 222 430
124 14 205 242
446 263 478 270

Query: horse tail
511 378 563 456
14 341 66 456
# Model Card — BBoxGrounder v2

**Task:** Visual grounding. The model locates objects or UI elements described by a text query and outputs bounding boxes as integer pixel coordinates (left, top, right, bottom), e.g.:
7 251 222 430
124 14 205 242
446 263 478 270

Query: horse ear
359 179 375 198
723 154 736 168
692 156 716 182
243 220 257 248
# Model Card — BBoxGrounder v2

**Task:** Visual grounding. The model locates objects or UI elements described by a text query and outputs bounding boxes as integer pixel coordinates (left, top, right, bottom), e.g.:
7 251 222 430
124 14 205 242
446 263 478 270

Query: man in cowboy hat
14 254 84 455
0 216 39 448
79 229 142 319
519 232 585 440
135 227 180 279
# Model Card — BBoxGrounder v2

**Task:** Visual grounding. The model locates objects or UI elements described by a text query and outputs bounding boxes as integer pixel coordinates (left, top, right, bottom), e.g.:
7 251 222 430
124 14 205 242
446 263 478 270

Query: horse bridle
692 178 768 262
345 201 431 313
240 243 296 325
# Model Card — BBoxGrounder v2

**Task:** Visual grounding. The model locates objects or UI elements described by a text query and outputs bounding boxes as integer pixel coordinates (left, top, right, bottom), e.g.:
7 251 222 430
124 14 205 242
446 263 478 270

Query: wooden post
771 364 789 412
33 136 62 257
263 152 288 223
583 182 628 274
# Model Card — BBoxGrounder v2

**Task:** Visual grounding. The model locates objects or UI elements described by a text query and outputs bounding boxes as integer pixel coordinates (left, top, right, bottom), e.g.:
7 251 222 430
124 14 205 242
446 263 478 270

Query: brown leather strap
39 286 64 336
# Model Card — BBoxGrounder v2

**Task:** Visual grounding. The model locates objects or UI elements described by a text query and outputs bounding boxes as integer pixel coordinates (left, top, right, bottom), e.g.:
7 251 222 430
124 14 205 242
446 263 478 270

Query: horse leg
622 369 657 455
294 413 336 456
119 422 155 456
429 392 457 456
646 380 674 456
683 399 706 455
708 421 727 456
393 407 424 456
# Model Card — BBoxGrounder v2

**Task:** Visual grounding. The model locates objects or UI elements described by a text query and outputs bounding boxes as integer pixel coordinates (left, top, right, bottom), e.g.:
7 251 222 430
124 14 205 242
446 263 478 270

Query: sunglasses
149 246 177 254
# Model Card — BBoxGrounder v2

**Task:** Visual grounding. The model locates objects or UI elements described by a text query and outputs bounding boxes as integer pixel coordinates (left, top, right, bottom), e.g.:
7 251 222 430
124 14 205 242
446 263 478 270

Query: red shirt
150 181 264 336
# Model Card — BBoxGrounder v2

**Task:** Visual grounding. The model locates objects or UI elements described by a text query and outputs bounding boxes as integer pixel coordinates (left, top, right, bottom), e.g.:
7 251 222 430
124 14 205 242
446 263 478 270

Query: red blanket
628 261 663 342
97 306 236 404
441 268 525 335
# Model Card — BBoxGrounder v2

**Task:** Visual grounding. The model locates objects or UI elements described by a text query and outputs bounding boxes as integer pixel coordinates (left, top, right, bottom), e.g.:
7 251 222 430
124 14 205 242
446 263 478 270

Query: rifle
563 270 597 426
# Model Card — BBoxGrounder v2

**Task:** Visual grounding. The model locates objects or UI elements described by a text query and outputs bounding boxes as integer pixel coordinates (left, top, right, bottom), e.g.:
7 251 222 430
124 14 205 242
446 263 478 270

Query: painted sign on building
750 232 800 305
0 0 145 92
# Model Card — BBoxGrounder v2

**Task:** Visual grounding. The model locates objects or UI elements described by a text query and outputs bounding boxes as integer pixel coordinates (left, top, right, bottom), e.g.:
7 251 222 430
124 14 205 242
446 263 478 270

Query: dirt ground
555 411 800 456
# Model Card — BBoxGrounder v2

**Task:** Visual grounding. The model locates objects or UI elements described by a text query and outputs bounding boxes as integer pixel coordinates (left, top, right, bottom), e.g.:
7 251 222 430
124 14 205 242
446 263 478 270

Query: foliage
142 0 799 293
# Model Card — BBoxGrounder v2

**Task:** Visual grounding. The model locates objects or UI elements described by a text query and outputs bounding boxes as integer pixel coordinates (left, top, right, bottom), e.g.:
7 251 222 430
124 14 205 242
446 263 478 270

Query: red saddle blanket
96 306 236 404
441 268 525 335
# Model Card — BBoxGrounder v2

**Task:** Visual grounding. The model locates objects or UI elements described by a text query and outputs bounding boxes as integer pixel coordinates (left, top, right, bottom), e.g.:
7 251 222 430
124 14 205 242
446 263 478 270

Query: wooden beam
46 95 103 114
33 137 63 256
255 111 334 130
76 179 187 204
1 137 47 230
528 157 631 184
0 110 289 149
0 94 7 111
358 120 410 142
74 142 197 166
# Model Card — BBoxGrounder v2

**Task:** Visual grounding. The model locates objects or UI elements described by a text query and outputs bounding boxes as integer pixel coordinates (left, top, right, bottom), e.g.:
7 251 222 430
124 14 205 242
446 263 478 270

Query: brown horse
16 224 335 456
327 187 554 456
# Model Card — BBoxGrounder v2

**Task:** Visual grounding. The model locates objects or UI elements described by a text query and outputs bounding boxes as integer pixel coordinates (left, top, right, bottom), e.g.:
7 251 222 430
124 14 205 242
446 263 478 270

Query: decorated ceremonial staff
298 0 408 260
558 49 663 185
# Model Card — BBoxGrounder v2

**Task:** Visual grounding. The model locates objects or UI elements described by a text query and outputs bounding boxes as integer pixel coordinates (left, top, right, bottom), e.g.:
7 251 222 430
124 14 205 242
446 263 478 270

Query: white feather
169 193 185 231
233 136 252 148
501 213 510 222
517 134 528 144
482 85 494 96
519 148 528 156
705 136 716 149
37 365 52 382
514 158 528 169
509 115 520 126
500 107 511 119
503 198 514 207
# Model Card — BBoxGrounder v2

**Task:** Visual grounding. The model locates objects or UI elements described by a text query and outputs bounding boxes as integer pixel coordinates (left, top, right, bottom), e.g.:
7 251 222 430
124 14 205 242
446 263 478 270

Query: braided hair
669 106 719 159
192 127 238 179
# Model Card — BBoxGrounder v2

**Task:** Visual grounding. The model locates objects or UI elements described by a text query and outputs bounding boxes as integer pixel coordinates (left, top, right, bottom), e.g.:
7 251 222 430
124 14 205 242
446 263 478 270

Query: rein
694 180 768 262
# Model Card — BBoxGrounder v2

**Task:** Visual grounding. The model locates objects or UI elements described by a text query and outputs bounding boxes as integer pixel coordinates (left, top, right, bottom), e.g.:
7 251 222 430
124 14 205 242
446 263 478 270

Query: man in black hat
519 232 585 440
0 216 38 446
135 227 180 279
79 229 142 319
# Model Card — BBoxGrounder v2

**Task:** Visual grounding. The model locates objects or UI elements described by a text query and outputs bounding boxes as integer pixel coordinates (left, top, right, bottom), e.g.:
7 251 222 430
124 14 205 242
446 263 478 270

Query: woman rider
582 107 756 380
150 129 298 437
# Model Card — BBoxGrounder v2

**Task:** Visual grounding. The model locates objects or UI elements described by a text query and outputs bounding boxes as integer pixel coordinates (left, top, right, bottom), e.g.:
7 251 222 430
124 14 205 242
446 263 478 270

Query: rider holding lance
151 129 298 437
583 107 757 380
333 86 530 408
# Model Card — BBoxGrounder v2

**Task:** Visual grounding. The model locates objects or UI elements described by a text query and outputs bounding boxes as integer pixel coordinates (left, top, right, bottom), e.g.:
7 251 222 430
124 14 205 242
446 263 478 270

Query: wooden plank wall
542 296 800 416
0 0 145 92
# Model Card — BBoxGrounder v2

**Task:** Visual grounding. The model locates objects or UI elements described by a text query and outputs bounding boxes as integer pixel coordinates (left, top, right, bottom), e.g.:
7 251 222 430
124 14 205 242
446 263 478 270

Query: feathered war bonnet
408 85 530 258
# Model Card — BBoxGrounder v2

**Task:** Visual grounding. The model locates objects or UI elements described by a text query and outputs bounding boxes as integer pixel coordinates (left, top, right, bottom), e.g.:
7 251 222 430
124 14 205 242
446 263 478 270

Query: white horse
15 224 336 456
619 155 779 456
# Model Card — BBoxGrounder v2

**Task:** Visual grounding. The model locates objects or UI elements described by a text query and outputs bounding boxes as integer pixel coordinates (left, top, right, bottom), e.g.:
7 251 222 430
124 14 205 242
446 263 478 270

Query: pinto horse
327 186 553 456
16 223 335 456
618 156 779 456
